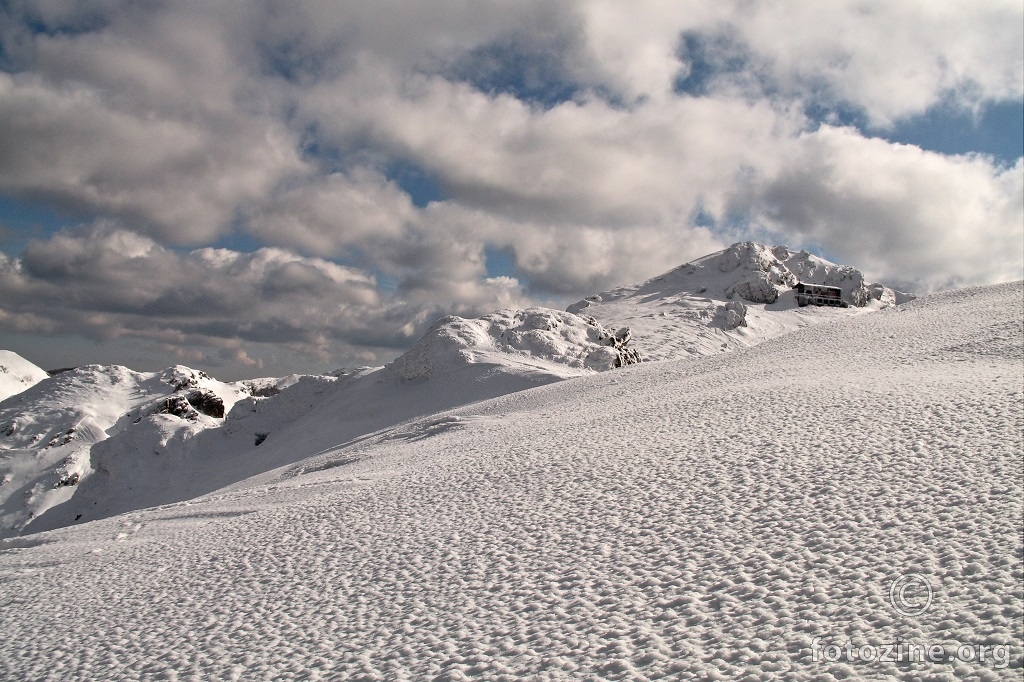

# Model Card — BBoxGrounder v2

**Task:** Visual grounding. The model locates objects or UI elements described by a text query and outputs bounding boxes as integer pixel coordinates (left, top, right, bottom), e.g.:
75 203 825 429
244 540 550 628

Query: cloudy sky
0 0 1021 379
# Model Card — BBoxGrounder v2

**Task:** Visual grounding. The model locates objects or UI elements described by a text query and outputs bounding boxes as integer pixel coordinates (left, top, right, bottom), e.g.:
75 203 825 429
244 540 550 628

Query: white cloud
720 0 1024 125
0 0 1020 375
0 69 307 244
246 169 418 257
0 223 534 376
751 126 1024 291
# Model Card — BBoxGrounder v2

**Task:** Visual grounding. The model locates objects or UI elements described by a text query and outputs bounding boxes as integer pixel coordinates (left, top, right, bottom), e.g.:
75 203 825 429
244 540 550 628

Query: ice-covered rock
719 301 748 330
386 307 642 381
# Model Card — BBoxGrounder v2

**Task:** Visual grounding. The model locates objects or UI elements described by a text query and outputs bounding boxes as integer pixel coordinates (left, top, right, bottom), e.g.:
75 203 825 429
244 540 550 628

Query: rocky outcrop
185 390 225 419
144 390 225 422
387 307 643 380
158 395 199 420
585 320 643 370
162 367 213 392
721 243 796 304
718 242 887 306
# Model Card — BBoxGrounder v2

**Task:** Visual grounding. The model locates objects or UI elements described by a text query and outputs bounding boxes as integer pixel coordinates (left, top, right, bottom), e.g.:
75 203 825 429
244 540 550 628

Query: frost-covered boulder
718 301 748 330
386 307 643 380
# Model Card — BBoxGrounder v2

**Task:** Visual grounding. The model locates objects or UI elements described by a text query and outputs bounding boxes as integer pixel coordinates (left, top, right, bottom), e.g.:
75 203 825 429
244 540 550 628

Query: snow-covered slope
569 241 912 361
2 242 909 537
0 281 1019 681
2 305 644 536
0 351 48 402
0 365 251 536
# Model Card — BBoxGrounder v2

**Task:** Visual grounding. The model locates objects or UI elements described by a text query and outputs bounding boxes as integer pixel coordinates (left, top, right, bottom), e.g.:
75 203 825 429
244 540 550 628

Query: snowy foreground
0 281 1020 681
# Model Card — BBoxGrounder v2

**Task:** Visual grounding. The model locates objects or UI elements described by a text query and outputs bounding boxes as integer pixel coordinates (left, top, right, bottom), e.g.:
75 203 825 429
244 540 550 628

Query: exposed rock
158 395 198 420
589 325 642 369
186 390 225 419
249 384 281 398
721 242 799 303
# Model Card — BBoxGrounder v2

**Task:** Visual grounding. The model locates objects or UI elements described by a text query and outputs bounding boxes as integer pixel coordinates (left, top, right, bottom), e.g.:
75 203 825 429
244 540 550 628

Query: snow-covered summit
0 351 48 402
569 241 912 362
0 363 251 536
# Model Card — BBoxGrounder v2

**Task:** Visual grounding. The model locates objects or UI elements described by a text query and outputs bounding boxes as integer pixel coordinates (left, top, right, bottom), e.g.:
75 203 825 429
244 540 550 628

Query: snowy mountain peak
712 241 882 306
575 241 897 311
0 363 252 536
568 241 910 362
0 350 48 403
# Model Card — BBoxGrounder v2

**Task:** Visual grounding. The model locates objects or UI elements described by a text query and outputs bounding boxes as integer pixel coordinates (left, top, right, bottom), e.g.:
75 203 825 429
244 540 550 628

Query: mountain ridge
0 241 909 536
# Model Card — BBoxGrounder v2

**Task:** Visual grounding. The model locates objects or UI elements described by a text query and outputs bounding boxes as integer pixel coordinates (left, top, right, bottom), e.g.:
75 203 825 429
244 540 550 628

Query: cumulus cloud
0 0 1020 376
723 0 1024 125
0 224 531 375
749 127 1024 291
245 169 418 257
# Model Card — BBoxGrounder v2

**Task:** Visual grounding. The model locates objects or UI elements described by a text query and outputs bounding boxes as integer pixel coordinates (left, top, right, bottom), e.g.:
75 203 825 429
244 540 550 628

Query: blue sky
0 0 1021 378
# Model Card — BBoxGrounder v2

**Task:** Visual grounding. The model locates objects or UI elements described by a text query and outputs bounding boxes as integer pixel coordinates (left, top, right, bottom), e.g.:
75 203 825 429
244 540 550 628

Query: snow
388 307 642 380
0 242 899 538
568 241 911 362
0 279 1020 681
0 365 253 535
1 299 647 538
0 350 48 403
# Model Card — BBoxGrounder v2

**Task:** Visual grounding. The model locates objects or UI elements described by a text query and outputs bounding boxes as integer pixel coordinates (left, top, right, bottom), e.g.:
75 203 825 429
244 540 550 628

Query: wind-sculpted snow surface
569 241 912 362
0 282 1020 680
